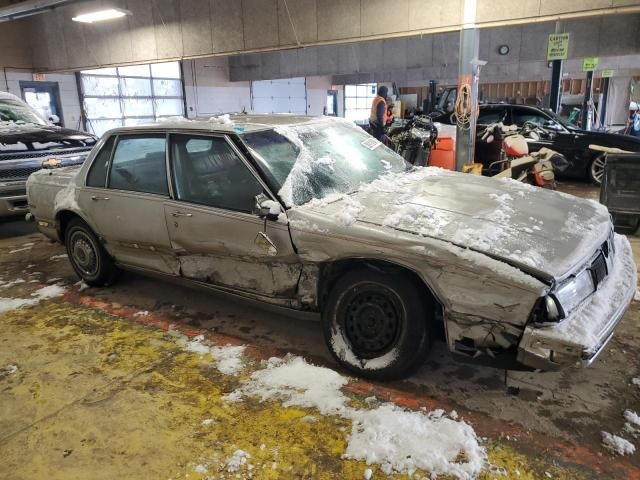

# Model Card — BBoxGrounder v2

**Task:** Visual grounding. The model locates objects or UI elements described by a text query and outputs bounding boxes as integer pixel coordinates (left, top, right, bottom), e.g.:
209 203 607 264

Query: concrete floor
0 183 639 479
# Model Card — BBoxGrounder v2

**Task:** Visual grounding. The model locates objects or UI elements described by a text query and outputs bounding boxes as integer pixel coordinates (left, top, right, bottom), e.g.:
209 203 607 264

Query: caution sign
583 57 599 71
547 33 569 61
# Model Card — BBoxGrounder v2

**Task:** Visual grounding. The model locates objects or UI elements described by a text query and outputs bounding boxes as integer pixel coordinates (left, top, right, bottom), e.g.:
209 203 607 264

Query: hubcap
342 287 402 358
70 232 98 277
591 155 606 185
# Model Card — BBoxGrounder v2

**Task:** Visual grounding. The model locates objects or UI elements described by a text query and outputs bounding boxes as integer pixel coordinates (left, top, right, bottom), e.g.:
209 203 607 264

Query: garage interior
1 0 640 479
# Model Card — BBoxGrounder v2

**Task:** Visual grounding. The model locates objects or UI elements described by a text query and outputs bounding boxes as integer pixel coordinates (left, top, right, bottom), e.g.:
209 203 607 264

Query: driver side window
170 134 264 213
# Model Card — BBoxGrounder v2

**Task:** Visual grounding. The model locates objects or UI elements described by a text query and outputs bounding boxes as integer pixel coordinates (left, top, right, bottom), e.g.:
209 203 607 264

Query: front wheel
589 154 606 185
322 268 431 381
65 217 120 286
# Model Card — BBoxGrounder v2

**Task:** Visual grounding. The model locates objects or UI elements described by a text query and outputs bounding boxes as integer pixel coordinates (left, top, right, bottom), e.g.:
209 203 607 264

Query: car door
164 133 301 298
77 133 180 275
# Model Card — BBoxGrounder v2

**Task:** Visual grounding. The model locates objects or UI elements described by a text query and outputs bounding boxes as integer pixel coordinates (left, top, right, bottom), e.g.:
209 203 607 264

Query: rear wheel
589 154 606 185
65 218 119 286
322 268 432 381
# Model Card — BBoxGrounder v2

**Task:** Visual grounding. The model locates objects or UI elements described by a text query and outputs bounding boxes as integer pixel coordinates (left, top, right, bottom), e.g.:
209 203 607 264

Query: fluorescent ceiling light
72 8 129 23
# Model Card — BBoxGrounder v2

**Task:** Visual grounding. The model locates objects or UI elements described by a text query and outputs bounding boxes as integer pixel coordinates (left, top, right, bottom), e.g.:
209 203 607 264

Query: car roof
104 113 326 136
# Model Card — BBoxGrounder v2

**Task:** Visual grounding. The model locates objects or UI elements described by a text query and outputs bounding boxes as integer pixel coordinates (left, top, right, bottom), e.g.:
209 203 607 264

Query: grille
590 253 608 287
0 147 93 161
0 166 42 181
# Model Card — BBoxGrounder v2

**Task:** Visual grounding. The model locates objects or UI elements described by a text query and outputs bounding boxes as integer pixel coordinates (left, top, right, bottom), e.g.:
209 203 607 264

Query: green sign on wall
583 57 599 71
547 33 570 61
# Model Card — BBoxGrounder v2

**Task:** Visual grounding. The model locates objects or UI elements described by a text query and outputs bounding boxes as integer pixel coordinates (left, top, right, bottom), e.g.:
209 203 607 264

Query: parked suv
0 92 96 219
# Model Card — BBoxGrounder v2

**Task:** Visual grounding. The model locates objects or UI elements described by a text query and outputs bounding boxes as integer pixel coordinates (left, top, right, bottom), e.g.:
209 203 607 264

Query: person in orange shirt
369 85 389 141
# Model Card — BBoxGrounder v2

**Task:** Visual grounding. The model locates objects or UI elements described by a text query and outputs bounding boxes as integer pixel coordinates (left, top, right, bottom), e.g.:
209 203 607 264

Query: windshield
0 97 47 126
241 119 410 207
545 109 574 130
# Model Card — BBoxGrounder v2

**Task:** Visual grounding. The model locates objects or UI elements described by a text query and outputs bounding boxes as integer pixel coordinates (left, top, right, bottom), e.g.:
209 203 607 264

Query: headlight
552 269 595 317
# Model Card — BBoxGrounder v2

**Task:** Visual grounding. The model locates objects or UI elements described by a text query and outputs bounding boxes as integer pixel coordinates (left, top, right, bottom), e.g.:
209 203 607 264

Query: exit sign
33 73 46 81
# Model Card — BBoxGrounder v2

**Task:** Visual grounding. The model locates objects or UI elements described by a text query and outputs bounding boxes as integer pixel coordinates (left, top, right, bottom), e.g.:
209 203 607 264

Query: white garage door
251 77 307 115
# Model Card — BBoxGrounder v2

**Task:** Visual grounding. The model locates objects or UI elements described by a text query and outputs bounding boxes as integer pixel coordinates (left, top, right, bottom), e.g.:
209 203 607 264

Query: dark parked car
0 92 96 219
432 103 640 183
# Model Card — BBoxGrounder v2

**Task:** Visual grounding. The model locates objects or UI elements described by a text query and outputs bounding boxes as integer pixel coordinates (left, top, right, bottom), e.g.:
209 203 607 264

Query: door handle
171 211 193 218
91 196 110 201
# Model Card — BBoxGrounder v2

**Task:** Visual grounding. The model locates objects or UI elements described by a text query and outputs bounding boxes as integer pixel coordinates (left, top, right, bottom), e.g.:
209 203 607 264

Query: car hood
0 123 96 154
292 168 611 280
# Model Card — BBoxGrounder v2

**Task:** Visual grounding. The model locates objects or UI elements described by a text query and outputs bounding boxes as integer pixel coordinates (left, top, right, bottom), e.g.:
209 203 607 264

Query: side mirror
255 195 281 221
49 114 60 125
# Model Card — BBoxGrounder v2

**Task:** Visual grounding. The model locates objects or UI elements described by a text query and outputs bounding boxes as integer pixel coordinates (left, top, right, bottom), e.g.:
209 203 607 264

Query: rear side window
86 136 115 188
108 135 168 195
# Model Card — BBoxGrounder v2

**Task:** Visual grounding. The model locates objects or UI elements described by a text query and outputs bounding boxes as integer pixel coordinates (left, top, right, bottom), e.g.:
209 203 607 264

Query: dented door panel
163 201 301 297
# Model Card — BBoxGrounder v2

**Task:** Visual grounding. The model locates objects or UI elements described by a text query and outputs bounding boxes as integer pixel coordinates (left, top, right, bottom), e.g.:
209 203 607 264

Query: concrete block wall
230 14 640 85
1 70 83 130
18 0 640 72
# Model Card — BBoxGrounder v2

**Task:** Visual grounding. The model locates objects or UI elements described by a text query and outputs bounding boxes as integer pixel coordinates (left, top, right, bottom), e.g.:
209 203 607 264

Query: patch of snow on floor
0 279 26 289
184 335 246 375
634 288 640 302
9 247 31 254
226 449 251 473
0 364 18 378
49 254 68 261
193 464 207 474
624 410 640 427
345 404 485 478
75 280 90 292
632 378 640 387
240 355 350 415
602 431 636 455
133 310 149 317
230 354 486 478
0 284 66 314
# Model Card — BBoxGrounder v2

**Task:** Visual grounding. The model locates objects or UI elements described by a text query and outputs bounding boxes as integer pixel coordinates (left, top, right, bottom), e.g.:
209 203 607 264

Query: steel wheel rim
70 230 99 277
341 284 403 358
591 155 606 184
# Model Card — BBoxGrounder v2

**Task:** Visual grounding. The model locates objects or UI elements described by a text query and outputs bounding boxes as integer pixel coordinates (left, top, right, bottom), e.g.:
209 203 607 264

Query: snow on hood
294 167 611 279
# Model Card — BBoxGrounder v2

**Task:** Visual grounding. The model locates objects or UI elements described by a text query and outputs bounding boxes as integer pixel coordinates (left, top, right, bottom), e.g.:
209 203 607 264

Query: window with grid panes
80 62 184 137
344 83 377 122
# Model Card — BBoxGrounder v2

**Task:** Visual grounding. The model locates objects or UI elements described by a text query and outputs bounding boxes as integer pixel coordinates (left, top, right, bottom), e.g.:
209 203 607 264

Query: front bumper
0 180 28 218
517 234 637 370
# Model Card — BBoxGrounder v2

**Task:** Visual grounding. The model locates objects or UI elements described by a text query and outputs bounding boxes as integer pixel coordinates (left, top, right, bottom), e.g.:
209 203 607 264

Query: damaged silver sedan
26 115 637 380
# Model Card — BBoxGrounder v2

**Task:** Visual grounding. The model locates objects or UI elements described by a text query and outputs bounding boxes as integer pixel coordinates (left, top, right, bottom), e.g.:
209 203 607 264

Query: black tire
322 267 432 381
64 217 120 286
